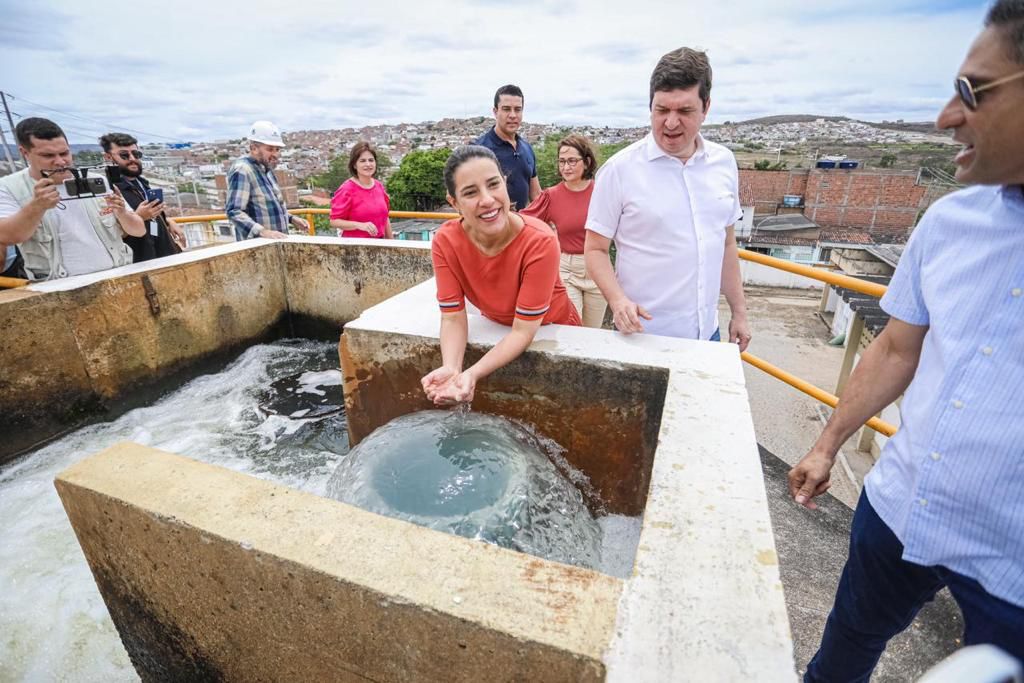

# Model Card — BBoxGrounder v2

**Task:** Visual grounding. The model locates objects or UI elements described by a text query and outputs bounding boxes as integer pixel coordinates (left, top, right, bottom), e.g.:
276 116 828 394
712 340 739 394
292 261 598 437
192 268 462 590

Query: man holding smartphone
0 118 144 281
101 133 185 262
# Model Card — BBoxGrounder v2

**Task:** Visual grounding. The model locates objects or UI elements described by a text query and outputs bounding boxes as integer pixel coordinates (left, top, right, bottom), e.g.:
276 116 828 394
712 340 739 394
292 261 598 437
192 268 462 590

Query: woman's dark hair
557 134 598 180
443 145 500 196
348 141 378 177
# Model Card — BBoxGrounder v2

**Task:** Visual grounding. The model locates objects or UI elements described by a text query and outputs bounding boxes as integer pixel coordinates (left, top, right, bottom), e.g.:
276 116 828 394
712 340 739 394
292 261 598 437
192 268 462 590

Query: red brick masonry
739 169 928 235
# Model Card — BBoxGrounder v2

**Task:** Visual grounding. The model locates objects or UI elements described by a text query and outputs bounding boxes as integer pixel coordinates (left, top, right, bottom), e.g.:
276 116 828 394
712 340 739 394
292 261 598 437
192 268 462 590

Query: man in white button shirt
584 47 751 349
790 1 1024 678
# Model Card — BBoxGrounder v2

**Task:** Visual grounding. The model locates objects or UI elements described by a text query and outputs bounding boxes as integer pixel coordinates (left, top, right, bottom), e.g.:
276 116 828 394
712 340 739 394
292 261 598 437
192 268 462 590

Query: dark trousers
805 490 1024 682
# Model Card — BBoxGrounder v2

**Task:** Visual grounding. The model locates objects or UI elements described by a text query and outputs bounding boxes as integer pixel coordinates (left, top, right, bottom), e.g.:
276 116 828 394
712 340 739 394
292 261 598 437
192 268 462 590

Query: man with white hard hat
225 120 308 240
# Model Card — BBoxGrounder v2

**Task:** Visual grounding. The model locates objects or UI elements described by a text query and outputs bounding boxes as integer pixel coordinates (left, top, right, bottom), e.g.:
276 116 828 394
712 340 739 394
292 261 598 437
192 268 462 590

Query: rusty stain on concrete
340 330 667 516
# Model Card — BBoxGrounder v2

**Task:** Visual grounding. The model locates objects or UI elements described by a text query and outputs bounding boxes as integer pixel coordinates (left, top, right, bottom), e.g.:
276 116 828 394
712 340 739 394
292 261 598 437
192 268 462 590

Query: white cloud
0 0 988 143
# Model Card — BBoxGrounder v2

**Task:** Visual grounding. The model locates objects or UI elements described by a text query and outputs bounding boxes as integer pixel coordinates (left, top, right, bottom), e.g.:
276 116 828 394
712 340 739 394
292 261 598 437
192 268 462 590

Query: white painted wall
740 260 825 289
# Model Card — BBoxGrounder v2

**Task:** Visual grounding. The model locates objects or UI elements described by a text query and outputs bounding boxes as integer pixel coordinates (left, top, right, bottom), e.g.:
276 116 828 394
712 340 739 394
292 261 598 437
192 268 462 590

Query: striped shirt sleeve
514 232 559 322
432 238 465 314
225 164 258 237
880 221 930 326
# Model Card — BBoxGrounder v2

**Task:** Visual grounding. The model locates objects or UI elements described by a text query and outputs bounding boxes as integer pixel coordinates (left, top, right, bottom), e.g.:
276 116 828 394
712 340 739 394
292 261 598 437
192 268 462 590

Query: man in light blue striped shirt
790 1 1024 678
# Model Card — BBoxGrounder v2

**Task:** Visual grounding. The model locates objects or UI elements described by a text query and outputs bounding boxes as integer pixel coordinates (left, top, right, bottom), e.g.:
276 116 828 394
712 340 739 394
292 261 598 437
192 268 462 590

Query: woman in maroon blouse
521 134 607 328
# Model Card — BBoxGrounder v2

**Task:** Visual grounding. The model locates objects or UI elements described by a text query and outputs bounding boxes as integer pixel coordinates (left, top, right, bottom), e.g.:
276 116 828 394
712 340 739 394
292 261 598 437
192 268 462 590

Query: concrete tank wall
0 238 433 464
56 443 621 682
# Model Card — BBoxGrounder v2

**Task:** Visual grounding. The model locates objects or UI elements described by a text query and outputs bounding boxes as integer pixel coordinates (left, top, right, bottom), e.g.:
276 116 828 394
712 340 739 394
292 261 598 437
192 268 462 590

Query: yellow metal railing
0 275 28 289
4 208 897 437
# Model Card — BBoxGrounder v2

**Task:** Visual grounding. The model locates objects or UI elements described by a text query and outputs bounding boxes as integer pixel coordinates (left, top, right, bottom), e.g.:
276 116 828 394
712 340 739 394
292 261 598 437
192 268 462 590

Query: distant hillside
869 121 940 134
718 114 942 135
733 115 851 125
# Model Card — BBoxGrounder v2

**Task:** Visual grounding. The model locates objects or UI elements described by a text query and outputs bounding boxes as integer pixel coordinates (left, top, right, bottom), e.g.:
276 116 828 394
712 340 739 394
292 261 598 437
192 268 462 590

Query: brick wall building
738 168 930 238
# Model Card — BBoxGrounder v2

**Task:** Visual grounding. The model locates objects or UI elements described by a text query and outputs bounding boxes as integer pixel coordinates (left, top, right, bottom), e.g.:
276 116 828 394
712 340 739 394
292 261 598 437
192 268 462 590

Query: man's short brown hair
649 47 712 110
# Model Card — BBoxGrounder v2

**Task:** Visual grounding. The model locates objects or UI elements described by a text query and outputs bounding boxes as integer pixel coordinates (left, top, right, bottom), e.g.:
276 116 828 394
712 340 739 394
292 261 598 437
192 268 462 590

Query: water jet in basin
326 409 603 571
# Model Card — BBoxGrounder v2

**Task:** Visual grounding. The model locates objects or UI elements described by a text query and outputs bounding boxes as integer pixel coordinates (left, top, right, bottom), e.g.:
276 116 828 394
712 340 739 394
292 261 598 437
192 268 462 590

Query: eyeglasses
557 157 583 167
116 150 144 160
955 70 1024 110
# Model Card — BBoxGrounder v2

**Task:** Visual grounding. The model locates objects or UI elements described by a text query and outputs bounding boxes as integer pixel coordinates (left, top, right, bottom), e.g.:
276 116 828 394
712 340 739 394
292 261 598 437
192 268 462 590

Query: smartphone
104 165 122 186
57 175 112 201
146 188 164 203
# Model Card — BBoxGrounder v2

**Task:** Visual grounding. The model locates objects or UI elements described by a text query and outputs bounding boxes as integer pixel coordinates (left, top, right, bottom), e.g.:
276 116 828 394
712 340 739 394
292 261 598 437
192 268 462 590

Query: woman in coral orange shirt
421 145 581 405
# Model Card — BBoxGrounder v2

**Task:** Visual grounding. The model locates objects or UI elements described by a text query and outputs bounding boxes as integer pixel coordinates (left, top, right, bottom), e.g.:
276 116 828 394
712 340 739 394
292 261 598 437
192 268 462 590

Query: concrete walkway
759 445 961 681
729 286 962 680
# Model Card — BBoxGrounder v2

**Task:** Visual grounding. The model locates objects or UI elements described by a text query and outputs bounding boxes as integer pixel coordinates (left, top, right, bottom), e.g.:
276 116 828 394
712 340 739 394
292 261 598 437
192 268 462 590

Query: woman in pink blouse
521 134 607 328
330 142 393 239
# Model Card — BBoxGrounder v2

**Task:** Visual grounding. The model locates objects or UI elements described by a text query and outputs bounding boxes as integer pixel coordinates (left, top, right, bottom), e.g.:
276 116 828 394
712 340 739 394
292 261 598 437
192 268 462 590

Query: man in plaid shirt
226 121 308 240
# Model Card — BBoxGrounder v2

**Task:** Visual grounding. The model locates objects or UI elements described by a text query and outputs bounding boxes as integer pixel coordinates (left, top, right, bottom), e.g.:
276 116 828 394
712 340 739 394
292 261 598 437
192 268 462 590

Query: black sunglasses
955 70 1024 110
116 150 144 160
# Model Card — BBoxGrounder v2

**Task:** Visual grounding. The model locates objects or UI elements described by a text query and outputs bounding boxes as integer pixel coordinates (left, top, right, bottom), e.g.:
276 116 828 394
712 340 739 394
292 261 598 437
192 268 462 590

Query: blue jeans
805 490 1024 682
709 328 721 342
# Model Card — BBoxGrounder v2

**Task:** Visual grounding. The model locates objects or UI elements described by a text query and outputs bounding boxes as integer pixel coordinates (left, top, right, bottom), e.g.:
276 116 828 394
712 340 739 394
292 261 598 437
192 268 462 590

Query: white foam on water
295 369 343 396
0 340 344 682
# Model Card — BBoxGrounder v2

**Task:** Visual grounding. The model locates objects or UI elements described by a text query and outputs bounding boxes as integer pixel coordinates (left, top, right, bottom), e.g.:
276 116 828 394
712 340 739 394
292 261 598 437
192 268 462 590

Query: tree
74 150 103 167
299 198 333 235
753 159 788 171
879 153 897 168
531 130 573 189
386 147 451 211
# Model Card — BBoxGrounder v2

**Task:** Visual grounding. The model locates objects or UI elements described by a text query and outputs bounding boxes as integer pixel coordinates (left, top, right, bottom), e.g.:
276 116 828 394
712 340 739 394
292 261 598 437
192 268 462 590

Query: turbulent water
0 340 347 682
0 339 641 682
327 410 604 570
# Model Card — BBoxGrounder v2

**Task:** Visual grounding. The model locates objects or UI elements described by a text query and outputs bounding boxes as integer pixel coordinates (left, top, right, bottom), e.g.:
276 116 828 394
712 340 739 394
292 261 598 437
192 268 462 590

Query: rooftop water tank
839 160 860 169
816 160 837 169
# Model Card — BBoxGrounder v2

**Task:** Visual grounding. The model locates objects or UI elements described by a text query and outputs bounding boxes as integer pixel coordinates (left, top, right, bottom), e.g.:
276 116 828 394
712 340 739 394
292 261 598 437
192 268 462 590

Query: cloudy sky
0 0 988 144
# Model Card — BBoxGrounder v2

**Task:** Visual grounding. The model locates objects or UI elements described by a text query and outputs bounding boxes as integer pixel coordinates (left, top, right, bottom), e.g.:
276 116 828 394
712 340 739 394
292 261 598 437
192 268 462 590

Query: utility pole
0 123 16 173
0 91 23 169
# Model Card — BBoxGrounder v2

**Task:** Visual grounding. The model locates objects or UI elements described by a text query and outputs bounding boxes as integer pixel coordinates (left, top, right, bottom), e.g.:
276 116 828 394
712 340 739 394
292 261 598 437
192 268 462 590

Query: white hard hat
248 120 284 147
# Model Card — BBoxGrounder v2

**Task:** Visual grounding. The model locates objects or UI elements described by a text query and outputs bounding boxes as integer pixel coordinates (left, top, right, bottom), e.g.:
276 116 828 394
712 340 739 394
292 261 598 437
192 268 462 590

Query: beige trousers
560 252 607 329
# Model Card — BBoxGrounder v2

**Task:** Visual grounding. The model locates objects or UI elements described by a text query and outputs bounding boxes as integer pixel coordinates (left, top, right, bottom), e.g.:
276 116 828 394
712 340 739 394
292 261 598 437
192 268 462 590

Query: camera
43 167 113 201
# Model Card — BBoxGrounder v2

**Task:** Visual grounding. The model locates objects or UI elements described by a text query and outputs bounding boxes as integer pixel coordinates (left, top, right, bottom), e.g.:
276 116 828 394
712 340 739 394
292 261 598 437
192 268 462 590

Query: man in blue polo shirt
475 84 540 211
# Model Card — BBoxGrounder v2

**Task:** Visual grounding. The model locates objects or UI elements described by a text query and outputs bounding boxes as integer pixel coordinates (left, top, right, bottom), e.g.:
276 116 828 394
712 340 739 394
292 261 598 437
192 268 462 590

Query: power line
4 90 182 142
9 110 111 143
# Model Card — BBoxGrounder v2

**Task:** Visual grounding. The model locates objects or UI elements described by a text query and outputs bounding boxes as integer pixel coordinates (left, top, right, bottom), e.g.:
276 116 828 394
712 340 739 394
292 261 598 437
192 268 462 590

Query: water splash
0 340 345 682
326 410 604 571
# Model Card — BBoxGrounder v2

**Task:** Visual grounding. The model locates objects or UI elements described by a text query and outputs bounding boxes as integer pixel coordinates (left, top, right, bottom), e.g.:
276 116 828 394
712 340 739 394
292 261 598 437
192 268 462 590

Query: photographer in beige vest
0 118 144 281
